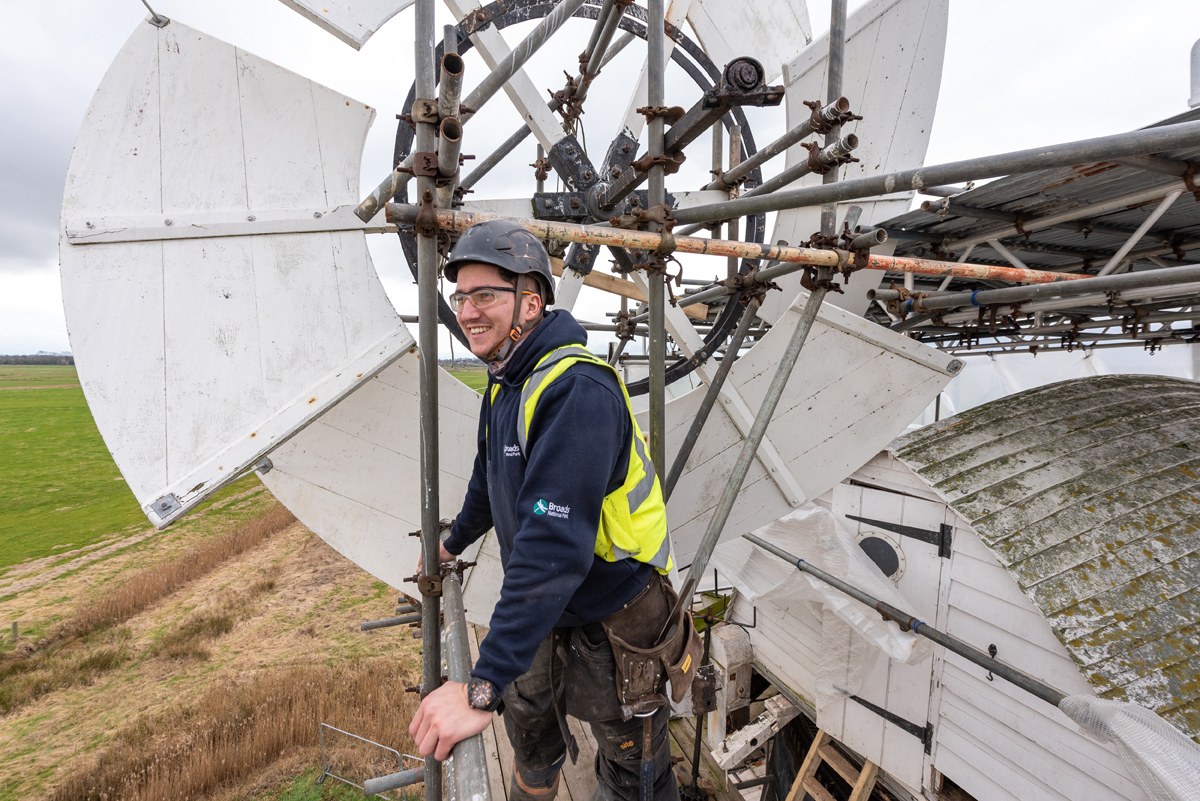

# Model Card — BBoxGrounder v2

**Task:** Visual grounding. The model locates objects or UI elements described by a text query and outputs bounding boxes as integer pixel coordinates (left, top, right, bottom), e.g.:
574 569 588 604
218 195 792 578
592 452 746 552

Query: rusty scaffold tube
384 205 1091 285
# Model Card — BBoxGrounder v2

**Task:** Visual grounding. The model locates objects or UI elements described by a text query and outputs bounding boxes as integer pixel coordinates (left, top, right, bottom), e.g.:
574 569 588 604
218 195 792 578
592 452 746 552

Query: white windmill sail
58 18 483 595
686 0 813 84
762 0 949 322
277 0 416 50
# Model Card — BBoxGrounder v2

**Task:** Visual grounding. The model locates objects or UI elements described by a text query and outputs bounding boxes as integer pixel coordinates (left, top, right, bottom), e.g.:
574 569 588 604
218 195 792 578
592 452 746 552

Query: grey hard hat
444 219 556 304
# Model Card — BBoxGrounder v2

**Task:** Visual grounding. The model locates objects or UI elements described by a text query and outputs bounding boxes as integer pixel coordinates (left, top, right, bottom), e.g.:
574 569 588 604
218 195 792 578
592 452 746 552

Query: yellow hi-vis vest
489 345 673 574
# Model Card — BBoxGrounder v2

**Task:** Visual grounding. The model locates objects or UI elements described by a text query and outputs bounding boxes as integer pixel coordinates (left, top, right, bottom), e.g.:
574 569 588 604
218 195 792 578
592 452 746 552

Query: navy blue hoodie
442 310 653 693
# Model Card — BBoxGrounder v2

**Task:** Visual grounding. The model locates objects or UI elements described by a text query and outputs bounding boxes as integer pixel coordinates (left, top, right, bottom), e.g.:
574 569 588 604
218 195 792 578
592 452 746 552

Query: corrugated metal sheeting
890 375 1200 741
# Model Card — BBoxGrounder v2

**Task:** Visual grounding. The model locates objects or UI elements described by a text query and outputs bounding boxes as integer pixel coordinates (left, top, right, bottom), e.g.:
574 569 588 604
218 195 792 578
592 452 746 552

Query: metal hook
986 643 997 681
141 0 170 27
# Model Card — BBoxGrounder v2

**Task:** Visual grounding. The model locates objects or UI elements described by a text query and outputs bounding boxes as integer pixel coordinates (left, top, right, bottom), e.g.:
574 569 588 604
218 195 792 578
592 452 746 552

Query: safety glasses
448 286 517 313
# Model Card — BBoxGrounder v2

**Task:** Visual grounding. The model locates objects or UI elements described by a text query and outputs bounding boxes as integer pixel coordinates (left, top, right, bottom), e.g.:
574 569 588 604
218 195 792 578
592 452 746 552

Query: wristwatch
467 677 504 713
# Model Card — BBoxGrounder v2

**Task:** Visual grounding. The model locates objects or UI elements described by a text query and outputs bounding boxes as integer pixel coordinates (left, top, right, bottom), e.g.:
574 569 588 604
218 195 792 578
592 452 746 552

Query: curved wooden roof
890 374 1200 740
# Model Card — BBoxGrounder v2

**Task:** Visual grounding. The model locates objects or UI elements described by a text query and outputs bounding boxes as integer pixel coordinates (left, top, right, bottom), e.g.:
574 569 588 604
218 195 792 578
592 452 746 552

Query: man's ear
522 291 544 324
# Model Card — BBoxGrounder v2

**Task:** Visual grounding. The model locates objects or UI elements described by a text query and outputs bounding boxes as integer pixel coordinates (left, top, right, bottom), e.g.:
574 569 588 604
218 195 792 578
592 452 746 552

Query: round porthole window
856 531 905 581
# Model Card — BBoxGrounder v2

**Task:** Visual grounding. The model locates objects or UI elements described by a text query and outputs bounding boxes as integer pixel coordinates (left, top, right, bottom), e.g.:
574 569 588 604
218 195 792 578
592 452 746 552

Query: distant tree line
1 354 75 365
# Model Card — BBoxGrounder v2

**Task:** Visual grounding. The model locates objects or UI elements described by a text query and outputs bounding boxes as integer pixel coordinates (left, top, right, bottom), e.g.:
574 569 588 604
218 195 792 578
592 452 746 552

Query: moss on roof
892 375 1200 740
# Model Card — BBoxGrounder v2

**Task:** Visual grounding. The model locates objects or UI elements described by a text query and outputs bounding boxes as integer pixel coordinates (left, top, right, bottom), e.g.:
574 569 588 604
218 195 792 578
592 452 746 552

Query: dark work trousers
500 625 680 801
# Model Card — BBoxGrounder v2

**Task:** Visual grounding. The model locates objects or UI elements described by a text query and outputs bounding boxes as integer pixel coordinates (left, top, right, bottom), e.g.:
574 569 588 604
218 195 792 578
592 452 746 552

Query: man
409 219 695 801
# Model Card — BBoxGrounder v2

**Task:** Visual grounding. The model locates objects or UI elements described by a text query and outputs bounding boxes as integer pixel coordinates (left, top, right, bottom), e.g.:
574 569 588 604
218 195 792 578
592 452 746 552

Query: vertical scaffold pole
647 0 667 473
415 2 442 800
669 0 850 616
820 0 847 238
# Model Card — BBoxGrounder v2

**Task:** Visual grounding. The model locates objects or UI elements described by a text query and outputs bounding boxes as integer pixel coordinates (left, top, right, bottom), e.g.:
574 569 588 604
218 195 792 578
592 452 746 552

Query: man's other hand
416 542 456 575
410 681 493 761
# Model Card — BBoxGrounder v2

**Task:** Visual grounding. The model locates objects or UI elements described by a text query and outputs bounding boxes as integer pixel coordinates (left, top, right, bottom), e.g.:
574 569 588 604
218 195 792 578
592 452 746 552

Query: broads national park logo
533 499 570 519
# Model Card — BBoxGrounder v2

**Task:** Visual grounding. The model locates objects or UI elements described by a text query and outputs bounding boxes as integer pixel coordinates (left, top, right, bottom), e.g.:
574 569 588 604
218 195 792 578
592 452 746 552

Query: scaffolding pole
647 0 667 473
414 2 441 800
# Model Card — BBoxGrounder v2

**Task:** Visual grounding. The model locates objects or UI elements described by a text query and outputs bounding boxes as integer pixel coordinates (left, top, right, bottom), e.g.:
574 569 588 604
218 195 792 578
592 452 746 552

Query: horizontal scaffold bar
385 204 1091 285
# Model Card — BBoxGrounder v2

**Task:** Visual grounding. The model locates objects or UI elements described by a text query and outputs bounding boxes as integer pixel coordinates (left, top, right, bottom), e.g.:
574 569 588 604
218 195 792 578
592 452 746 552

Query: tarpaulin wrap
1059 695 1200 801
711 506 929 709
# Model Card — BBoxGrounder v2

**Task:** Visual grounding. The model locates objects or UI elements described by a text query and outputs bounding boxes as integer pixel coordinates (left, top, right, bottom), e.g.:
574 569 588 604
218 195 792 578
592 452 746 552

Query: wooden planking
237 46 328 209
938 667 1142 799
947 579 1068 661
60 242 168 501
937 694 1134 801
251 233 351 409
262 466 414 574
277 0 415 50
934 718 1062 801
941 604 1092 695
764 0 945 323
162 236 265 476
311 82 375 203
561 718 597 801
467 624 513 801
158 24 248 214
59 18 166 497
61 22 162 216
329 232 403 357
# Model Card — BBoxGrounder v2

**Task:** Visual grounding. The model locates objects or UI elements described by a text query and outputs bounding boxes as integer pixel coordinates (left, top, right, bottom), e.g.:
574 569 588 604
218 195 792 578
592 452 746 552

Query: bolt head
313 211 323 218
247 215 256 222
583 170 593 181
164 219 173 226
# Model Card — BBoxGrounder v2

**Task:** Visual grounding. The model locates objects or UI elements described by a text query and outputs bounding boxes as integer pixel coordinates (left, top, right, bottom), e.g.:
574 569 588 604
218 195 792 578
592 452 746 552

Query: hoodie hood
500 309 588 387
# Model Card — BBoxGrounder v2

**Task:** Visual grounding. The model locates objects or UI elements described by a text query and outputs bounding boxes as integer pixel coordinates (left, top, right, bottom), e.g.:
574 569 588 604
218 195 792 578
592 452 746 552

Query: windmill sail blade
277 0 417 50
59 19 414 528
686 0 812 84
763 0 949 322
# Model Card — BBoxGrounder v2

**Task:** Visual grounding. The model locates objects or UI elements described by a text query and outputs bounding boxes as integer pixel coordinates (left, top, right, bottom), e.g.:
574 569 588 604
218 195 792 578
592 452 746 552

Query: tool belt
600 572 702 720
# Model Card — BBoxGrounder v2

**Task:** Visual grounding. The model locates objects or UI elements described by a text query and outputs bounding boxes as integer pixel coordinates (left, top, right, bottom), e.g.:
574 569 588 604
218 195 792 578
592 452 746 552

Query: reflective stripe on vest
514 345 672 574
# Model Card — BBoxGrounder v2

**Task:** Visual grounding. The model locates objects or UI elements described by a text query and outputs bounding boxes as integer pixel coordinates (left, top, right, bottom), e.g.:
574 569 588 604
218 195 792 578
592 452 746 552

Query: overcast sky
2 0 1199 356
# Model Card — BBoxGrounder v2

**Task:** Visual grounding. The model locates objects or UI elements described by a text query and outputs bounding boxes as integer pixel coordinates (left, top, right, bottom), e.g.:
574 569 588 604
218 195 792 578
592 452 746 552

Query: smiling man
409 219 696 801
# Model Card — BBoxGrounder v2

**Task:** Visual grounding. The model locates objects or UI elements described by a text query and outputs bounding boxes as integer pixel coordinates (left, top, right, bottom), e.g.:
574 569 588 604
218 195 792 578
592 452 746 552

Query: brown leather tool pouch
601 574 703 713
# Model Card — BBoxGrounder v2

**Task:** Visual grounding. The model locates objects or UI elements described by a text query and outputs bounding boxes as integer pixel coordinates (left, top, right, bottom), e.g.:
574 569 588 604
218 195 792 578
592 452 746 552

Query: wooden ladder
783 729 879 801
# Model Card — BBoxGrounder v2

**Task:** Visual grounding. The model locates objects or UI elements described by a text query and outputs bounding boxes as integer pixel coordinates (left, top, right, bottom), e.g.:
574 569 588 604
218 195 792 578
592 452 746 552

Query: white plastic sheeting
711 506 928 711
1060 695 1200 801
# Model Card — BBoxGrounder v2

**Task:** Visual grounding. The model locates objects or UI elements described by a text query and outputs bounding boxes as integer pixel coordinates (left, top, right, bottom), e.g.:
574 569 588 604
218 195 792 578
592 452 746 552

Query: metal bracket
414 189 439 238
636 105 687 125
629 152 686 176
252 457 273 475
410 152 439 177
411 99 439 124
150 493 181 518
417 573 444 597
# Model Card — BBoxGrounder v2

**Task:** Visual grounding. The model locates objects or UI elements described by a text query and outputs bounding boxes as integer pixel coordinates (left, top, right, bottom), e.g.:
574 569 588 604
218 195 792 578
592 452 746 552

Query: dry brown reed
70 504 296 636
51 659 420 801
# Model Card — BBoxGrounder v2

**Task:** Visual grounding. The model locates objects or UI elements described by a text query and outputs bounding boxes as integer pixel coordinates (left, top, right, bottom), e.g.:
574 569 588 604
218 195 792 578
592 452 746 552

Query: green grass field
0 366 152 569
448 368 488 393
0 366 265 572
0 365 488 572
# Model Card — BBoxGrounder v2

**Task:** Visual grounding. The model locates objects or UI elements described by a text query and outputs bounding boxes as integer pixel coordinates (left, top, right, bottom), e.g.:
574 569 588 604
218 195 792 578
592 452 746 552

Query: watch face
468 678 498 711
